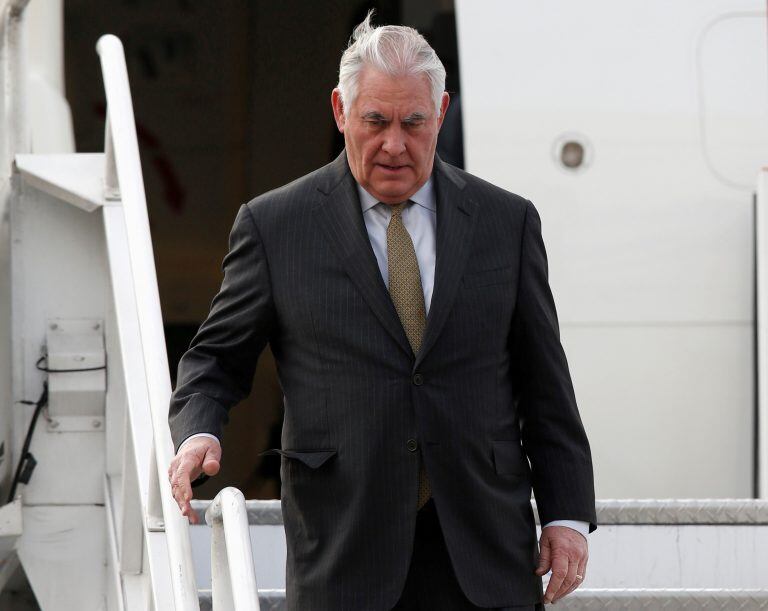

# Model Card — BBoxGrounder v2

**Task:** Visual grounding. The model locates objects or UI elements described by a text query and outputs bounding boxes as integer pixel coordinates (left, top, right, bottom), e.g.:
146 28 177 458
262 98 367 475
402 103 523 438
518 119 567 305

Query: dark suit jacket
169 151 597 611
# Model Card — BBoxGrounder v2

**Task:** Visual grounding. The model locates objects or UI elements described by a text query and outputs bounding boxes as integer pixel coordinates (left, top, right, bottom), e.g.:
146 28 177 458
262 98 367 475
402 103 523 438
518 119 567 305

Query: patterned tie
386 201 432 510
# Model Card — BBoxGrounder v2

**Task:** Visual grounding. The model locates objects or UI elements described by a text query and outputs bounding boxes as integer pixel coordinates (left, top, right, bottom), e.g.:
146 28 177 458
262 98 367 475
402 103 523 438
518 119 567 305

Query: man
168 13 596 611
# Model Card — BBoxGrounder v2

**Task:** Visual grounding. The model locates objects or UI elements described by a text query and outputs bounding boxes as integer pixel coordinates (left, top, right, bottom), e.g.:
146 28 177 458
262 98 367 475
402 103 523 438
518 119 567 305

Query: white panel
17 506 106 610
698 13 768 188
456 0 763 497
0 185 14 499
24 0 77 155
456 0 760 324
24 0 65 95
12 184 108 505
563 324 753 498
580 524 768 589
0 500 24 582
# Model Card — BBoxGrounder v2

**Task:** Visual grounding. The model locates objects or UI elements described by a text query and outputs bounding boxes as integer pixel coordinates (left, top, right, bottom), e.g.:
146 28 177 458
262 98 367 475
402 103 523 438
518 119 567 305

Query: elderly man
168 13 596 611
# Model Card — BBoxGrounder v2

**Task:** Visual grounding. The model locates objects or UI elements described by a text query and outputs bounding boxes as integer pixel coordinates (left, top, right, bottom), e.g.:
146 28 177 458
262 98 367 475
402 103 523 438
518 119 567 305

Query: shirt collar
356 175 436 214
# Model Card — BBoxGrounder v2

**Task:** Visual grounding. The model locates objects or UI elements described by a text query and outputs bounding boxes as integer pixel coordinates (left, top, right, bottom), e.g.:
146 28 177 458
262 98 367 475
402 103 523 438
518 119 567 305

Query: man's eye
366 119 385 126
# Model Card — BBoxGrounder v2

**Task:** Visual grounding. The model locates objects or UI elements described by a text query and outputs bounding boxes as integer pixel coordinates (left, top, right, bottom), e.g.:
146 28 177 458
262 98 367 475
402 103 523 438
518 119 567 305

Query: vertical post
205 488 260 611
146 444 165 531
104 113 121 202
0 0 32 504
119 416 144 573
210 516 236 611
3 0 32 168
757 168 768 498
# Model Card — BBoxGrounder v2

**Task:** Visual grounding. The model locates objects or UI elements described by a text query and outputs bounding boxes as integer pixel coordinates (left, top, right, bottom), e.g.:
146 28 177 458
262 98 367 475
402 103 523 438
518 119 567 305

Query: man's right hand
168 436 222 524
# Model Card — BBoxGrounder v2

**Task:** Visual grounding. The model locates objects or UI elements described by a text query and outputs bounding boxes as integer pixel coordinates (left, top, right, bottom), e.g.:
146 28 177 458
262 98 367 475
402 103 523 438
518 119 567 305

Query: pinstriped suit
168 151 597 610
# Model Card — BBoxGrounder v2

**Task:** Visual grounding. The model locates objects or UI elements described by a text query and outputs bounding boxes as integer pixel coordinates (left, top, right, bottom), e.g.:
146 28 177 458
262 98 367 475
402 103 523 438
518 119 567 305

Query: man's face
332 67 450 205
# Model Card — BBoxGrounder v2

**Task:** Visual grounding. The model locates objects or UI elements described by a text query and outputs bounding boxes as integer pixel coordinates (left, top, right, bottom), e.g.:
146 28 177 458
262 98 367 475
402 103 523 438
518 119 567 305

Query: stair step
196 588 768 609
15 153 109 212
564 589 768 609
188 499 768 596
190 498 768 527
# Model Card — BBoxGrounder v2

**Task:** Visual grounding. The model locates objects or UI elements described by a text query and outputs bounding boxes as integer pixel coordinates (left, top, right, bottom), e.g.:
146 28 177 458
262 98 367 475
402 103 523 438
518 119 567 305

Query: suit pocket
491 440 526 476
463 265 514 288
259 448 337 469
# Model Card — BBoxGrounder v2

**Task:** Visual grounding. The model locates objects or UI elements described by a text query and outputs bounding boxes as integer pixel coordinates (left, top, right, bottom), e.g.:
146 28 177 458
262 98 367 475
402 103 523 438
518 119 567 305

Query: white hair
337 10 446 114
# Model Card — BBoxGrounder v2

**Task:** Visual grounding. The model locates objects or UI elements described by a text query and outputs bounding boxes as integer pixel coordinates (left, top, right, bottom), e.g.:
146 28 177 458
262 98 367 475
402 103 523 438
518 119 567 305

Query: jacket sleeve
508 200 597 532
168 203 277 452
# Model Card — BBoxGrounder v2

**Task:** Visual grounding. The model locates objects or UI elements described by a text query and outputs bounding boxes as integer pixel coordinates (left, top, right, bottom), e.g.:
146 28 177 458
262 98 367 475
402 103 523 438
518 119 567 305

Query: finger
171 463 194 514
543 554 568 604
174 479 199 524
168 454 181 480
551 553 578 603
202 443 222 476
564 555 588 597
172 447 210 507
186 502 200 525
178 497 200 524
535 533 552 576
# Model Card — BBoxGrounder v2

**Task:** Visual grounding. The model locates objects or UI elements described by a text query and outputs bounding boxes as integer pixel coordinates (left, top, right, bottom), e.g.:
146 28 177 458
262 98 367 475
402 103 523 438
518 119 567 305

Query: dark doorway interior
65 0 461 499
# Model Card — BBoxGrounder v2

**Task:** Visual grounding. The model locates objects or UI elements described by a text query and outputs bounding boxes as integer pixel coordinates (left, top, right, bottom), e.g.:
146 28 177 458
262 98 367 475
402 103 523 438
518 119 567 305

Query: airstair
1 8 261 607
2 1 768 609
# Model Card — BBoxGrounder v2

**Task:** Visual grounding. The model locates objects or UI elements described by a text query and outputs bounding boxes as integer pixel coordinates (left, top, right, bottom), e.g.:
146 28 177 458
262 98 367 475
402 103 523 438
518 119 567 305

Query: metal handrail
205 487 260 610
95 34 200 609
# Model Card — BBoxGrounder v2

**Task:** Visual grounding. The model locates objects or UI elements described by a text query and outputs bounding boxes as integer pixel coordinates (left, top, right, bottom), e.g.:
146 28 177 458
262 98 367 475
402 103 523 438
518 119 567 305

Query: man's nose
381 125 406 156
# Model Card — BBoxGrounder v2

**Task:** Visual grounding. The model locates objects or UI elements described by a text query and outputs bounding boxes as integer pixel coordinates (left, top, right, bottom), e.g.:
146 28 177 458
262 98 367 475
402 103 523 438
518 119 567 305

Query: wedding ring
575 574 583 580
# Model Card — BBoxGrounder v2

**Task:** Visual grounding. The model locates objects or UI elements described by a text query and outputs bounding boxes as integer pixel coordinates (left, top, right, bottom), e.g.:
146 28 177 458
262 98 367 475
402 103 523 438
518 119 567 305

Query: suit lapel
415 156 477 368
314 152 413 357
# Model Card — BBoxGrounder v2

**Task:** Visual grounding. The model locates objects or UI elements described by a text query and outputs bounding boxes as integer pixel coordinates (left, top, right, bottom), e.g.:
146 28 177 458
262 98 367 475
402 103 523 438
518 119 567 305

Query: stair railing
206 487 260 610
96 34 200 609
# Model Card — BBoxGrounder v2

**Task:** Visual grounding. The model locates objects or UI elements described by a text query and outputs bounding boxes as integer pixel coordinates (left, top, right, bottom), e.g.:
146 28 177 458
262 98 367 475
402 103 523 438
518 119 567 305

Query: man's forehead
354 68 433 111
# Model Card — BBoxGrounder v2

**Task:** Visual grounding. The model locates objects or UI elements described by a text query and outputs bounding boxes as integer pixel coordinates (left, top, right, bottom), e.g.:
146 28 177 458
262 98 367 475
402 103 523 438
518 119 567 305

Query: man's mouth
377 163 407 172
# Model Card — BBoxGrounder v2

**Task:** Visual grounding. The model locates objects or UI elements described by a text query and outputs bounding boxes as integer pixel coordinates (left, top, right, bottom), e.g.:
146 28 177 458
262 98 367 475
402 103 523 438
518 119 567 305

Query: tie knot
388 200 410 218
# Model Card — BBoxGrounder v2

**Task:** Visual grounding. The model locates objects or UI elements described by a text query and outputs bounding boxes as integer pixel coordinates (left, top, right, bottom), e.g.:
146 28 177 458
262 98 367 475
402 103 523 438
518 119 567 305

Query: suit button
412 373 424 386
406 439 418 452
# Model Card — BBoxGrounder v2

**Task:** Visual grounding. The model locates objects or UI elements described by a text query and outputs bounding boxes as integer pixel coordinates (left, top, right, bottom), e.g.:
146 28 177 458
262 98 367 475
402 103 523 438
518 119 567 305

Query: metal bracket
145 514 166 532
46 416 105 433
44 318 106 432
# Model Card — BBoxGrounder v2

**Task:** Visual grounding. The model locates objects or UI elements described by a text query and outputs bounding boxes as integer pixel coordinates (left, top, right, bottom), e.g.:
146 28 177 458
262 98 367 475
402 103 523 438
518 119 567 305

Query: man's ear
437 91 450 130
331 89 346 133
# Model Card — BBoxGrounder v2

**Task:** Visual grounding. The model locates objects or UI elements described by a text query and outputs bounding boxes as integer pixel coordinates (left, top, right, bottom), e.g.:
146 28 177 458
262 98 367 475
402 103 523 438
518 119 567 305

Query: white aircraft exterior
457 0 768 500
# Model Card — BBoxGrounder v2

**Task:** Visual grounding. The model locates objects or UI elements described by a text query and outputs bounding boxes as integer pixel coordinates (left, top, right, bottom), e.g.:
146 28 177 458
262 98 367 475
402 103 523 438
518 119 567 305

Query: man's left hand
535 525 588 604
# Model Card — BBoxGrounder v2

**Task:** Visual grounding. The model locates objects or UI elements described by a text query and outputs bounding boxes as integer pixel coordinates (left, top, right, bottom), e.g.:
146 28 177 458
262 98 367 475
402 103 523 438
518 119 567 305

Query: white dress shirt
181 175 589 538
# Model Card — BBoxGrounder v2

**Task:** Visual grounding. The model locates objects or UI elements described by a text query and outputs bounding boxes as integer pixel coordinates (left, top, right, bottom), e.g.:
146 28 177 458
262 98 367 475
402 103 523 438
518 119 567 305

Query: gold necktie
386 201 431 509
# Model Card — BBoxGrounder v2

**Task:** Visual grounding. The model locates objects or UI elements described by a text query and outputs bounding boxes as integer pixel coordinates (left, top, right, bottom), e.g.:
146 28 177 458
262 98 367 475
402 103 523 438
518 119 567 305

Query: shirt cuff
542 520 590 538
178 432 220 452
